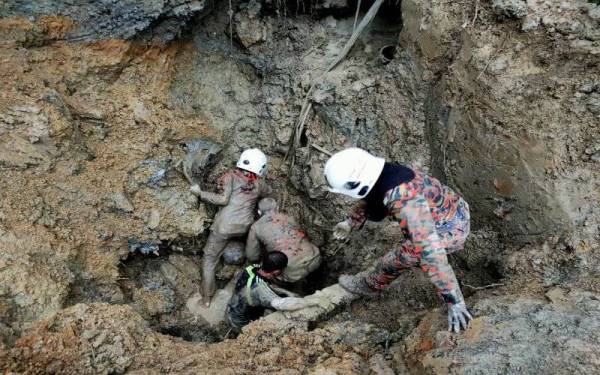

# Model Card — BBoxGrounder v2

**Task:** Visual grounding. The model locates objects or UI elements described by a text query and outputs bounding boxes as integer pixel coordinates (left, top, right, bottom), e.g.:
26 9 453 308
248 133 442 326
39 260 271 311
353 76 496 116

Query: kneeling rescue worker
226 251 324 331
190 148 271 307
245 198 322 284
324 147 473 333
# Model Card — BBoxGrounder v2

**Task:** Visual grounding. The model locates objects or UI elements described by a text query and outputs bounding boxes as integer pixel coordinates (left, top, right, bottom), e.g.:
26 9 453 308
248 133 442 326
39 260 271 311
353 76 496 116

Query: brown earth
1 0 599 373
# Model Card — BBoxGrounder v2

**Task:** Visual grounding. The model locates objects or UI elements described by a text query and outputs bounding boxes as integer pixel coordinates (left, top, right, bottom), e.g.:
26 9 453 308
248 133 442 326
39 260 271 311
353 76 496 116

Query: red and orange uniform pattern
350 170 470 306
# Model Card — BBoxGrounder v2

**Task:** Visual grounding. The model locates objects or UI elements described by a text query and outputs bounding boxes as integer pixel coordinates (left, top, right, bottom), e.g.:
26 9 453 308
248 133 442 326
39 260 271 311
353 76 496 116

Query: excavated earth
0 0 599 373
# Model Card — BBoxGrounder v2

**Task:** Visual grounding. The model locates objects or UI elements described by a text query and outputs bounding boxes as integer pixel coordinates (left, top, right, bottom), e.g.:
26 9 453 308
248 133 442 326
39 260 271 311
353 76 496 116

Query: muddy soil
1 0 599 374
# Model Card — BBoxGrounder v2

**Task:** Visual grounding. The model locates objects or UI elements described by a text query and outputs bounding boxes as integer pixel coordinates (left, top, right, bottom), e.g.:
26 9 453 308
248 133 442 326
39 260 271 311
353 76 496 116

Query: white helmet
324 148 385 199
237 148 268 176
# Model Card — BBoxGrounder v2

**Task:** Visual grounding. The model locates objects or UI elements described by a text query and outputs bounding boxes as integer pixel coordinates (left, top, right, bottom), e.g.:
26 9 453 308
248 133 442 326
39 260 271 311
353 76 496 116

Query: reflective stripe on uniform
245 265 257 305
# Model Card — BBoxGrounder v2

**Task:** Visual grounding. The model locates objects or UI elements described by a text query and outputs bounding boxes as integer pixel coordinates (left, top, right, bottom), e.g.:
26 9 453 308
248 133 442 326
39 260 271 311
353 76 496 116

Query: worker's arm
390 185 472 332
254 279 315 311
346 200 368 229
270 297 316 311
245 223 262 263
389 187 464 306
269 284 300 298
191 172 233 206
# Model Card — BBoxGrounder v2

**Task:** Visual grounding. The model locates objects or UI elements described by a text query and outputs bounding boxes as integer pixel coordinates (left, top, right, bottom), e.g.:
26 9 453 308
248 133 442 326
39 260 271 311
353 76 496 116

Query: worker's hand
448 302 473 333
333 220 352 240
305 293 334 311
190 184 202 197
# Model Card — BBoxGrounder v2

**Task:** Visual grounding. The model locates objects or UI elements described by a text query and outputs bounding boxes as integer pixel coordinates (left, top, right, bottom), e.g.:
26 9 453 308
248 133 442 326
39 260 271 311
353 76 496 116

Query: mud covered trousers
202 231 243 300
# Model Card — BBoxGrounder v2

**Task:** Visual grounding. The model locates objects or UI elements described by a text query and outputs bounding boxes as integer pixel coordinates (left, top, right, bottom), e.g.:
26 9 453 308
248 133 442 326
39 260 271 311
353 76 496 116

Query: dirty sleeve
245 222 263 263
199 172 233 206
251 278 282 307
252 279 311 311
259 178 273 197
388 186 464 306
270 297 314 311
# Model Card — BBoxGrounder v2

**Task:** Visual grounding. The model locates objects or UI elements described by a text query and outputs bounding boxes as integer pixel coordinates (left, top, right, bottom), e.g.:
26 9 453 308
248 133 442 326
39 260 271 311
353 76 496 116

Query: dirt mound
1 302 387 374
404 287 600 374
0 20 212 343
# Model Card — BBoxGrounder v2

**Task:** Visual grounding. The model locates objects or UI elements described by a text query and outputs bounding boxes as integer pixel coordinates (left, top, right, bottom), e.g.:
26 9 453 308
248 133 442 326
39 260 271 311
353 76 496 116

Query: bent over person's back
246 198 321 283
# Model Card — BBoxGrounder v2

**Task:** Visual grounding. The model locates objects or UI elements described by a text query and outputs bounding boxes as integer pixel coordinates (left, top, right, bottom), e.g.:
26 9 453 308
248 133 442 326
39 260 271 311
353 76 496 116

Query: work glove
333 220 352 240
448 302 473 333
305 292 334 311
190 184 202 197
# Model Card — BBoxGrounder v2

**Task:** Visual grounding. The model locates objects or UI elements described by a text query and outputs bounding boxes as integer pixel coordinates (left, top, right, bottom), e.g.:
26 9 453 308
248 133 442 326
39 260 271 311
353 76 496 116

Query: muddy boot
338 274 378 297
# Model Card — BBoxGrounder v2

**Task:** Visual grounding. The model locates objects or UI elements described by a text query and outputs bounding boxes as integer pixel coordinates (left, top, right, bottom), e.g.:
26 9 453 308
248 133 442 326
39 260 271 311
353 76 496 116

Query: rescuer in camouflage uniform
324 148 472 333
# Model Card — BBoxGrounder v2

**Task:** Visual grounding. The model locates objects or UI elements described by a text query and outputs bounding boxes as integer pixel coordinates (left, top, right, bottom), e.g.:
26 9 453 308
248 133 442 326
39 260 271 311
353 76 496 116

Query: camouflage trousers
365 200 470 291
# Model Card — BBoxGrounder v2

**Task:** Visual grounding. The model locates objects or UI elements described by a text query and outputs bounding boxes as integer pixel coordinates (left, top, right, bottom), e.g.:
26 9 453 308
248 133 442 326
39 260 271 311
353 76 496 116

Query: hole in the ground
449 251 506 299
483 261 503 281
379 45 396 63
345 0 403 24
300 127 309 147
159 326 192 340
115 220 343 343
378 0 403 24
116 239 228 343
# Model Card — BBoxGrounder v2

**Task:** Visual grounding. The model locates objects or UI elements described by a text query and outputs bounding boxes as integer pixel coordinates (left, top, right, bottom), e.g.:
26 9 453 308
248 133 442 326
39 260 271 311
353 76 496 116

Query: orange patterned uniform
349 170 470 306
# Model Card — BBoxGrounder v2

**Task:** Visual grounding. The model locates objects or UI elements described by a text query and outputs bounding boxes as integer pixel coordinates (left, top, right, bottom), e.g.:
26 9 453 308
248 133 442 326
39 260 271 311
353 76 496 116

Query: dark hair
261 251 288 272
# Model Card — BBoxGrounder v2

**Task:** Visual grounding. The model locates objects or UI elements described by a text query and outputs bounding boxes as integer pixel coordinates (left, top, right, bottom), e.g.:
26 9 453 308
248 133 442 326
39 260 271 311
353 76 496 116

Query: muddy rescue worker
324 147 473 333
226 251 324 331
190 148 271 307
245 198 322 284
